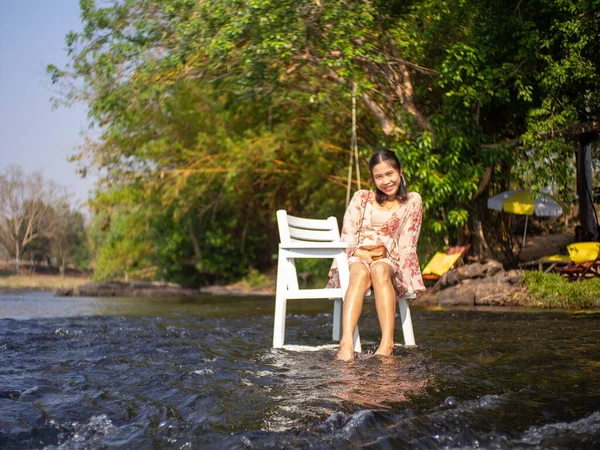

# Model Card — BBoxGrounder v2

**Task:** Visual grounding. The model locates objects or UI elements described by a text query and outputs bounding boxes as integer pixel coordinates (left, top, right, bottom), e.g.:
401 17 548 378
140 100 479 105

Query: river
1 291 599 449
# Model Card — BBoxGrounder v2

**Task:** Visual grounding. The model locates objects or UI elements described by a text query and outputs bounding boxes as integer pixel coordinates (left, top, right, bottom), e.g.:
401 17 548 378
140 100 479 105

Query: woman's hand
353 248 374 264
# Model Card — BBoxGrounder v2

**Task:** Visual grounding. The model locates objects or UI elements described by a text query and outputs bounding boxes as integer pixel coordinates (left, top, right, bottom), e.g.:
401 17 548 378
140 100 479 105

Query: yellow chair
567 242 600 263
422 252 463 279
556 242 600 281
422 245 470 285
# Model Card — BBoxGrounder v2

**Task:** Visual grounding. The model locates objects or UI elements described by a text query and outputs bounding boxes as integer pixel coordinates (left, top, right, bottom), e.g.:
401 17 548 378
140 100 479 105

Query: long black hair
368 150 408 205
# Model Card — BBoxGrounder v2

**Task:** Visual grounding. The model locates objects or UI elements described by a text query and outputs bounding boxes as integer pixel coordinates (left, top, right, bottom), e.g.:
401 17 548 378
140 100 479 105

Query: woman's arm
340 190 367 258
394 192 425 294
396 192 423 257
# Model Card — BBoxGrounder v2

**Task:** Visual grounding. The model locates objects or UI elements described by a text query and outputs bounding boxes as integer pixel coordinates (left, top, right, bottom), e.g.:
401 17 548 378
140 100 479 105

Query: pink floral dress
327 190 426 297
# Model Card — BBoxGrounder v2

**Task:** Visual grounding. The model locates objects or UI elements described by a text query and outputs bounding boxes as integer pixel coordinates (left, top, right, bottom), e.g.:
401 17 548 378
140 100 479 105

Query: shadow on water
0 292 599 448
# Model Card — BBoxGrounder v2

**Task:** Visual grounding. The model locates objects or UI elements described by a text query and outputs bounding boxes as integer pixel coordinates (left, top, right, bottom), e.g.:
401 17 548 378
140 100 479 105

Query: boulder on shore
418 260 524 307
56 281 197 298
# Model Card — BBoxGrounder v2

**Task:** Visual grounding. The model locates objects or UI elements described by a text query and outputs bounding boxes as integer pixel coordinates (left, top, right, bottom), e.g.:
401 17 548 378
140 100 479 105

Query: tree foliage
51 203 90 274
49 0 600 281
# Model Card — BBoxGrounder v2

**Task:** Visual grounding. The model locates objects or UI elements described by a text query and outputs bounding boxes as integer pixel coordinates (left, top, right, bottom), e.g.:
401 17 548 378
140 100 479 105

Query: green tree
51 203 90 274
50 0 600 280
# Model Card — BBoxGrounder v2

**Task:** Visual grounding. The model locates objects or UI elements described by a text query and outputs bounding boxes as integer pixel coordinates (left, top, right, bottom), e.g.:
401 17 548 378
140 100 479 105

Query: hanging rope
346 82 361 207
345 130 353 207
353 82 361 191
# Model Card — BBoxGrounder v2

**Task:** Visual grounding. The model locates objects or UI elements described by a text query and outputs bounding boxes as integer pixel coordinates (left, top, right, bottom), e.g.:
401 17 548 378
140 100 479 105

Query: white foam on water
192 368 214 375
278 341 408 352
280 344 338 352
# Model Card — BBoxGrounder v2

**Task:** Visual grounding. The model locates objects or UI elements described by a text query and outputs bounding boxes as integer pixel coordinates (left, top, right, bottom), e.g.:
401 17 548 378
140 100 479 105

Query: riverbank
2 235 599 308
0 273 90 293
3 270 599 310
0 274 274 297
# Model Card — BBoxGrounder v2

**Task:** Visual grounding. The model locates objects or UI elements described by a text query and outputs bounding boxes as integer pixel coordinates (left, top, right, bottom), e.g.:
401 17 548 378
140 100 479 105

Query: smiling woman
327 150 426 361
370 151 409 206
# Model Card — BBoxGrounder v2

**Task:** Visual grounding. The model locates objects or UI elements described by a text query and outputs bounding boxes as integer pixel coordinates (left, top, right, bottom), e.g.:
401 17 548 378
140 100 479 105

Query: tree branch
399 64 431 131
327 68 403 137
475 165 493 198
480 138 521 149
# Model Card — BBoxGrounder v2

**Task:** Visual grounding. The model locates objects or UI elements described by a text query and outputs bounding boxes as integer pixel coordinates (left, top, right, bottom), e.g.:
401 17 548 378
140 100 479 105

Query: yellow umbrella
487 189 564 246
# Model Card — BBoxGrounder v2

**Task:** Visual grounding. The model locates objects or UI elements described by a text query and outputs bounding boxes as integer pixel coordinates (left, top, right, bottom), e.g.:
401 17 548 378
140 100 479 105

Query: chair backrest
422 252 462 276
447 245 470 255
276 210 341 245
567 242 600 263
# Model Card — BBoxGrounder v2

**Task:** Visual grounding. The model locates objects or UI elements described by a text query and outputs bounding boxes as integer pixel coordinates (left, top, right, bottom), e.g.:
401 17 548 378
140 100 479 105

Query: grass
522 271 600 309
0 274 90 291
235 268 275 291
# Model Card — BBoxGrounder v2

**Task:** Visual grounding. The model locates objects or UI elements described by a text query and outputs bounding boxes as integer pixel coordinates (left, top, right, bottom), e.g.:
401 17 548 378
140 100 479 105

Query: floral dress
327 189 426 297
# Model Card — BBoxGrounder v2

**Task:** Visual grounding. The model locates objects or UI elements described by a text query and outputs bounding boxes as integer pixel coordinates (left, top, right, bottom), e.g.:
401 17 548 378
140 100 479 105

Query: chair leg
397 296 416 346
332 298 342 341
353 325 362 353
273 254 288 348
578 262 594 281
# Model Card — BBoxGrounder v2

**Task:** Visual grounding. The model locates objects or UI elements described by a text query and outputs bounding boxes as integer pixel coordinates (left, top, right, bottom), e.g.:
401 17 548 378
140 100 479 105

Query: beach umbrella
487 189 564 246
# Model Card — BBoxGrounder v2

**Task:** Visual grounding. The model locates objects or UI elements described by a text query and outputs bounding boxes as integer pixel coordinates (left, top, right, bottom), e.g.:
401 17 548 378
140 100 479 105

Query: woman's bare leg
336 263 371 361
370 262 396 356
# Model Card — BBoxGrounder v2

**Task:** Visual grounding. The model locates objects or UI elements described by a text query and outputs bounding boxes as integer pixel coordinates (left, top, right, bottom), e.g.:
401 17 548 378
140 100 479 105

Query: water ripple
0 295 598 448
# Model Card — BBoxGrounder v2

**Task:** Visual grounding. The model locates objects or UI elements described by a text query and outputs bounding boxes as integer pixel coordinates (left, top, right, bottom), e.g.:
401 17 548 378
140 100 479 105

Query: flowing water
1 291 599 449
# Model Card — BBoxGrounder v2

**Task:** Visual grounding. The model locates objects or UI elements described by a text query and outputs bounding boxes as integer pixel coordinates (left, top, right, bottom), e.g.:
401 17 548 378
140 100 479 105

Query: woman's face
372 161 401 200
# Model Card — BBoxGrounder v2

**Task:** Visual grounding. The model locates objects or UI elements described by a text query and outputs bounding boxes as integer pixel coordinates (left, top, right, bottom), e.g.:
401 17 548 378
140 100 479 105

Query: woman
328 150 425 361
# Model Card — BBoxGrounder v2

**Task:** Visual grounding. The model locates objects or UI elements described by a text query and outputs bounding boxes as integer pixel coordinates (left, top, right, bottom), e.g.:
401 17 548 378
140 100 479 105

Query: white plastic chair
273 209 416 351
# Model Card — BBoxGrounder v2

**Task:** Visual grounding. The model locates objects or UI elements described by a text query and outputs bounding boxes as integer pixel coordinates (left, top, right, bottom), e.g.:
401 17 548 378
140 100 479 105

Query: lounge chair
518 254 572 273
422 245 470 285
555 242 600 281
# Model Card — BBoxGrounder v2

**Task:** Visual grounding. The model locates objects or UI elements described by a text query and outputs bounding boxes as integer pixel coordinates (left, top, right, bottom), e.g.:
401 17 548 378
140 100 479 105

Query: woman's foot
374 341 395 357
336 338 355 361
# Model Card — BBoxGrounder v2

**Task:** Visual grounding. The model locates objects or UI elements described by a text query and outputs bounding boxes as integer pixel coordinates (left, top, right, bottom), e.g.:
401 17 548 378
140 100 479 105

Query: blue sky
0 1 94 208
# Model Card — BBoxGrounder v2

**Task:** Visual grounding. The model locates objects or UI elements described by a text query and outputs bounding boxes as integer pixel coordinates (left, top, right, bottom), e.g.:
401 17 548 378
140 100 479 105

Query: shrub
523 271 600 309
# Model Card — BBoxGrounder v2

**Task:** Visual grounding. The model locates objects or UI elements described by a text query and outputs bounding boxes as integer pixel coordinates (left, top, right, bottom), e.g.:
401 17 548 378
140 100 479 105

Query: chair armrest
280 242 350 249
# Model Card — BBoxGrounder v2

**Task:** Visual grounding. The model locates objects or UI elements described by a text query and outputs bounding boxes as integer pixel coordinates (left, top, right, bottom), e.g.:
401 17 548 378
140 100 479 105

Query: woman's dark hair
369 150 408 204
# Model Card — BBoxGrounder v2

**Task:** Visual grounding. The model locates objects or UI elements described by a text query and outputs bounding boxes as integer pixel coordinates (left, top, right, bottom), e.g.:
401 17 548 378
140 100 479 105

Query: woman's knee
369 263 393 285
349 264 372 288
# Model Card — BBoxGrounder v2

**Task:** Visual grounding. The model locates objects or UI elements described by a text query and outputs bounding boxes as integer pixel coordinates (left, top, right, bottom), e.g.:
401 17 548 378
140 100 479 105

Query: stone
454 263 487 280
416 264 525 307
55 287 74 296
442 270 459 287
437 284 475 306
485 259 504 277
474 280 515 306
508 274 523 285
453 260 505 280
416 290 437 305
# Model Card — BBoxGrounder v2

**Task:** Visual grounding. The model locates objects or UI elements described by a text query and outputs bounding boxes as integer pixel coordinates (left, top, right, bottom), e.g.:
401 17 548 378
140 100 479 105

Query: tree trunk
61 252 66 277
15 243 20 275
188 224 203 265
470 216 492 260
467 195 493 262
577 133 598 241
